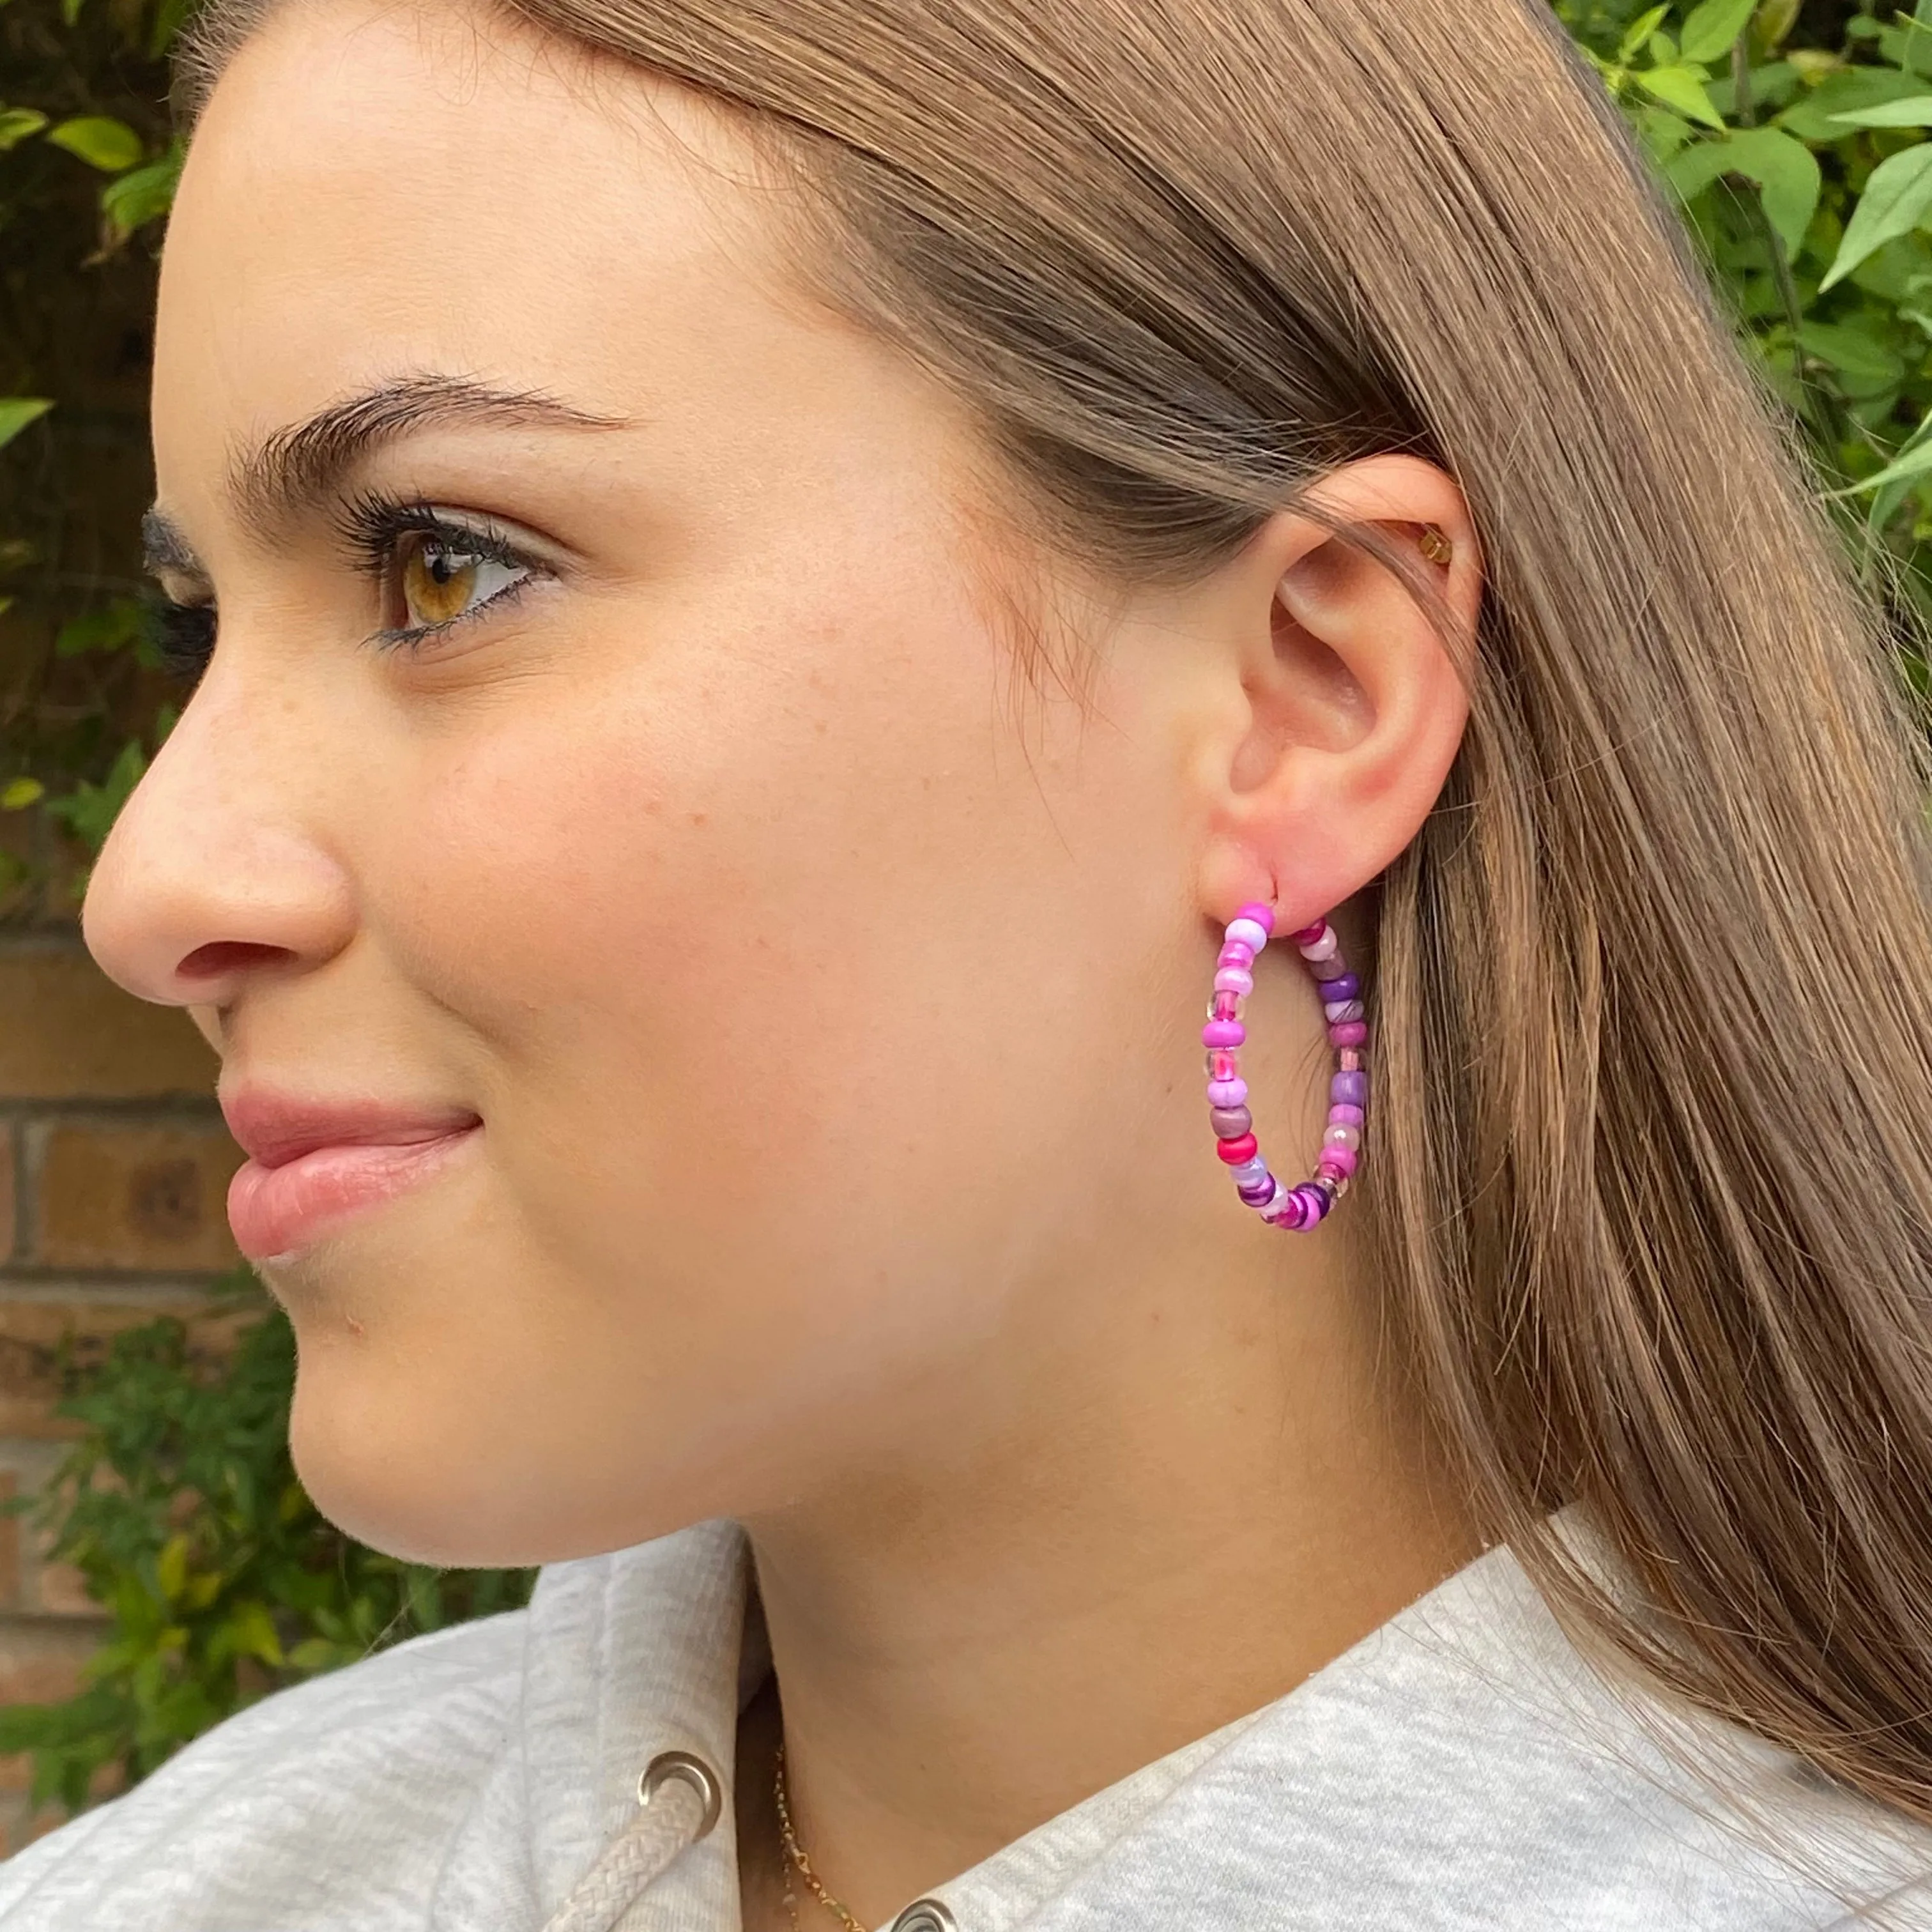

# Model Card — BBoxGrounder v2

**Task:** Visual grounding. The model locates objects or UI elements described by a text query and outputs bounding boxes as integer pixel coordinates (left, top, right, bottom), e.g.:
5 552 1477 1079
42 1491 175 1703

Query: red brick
0 1618 102 1708
33 1121 243 1272
0 946 217 1100
0 1124 13 1264
0 1300 229 1433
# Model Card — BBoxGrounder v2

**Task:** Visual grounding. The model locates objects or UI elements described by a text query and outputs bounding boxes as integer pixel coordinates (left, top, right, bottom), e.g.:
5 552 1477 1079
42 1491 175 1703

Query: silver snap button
637 1749 723 1839
889 1901 958 1932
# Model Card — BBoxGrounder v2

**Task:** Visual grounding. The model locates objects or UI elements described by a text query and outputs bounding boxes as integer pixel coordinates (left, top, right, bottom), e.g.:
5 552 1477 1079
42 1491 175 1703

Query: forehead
153 0 797 492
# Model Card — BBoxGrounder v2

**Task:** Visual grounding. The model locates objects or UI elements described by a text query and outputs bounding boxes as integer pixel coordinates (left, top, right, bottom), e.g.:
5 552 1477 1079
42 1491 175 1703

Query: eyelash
148 491 545 685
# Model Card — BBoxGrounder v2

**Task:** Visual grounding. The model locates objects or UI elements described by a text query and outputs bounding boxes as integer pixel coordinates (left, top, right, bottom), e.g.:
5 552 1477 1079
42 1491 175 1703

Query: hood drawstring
539 1751 724 1932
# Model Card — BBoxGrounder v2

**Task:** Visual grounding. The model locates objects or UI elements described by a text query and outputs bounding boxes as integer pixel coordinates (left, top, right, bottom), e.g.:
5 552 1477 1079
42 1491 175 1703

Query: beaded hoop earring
1203 901 1367 1231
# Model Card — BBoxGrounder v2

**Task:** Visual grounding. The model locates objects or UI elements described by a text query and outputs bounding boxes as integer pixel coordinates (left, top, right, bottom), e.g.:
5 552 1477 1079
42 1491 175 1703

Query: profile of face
82 0 1474 1568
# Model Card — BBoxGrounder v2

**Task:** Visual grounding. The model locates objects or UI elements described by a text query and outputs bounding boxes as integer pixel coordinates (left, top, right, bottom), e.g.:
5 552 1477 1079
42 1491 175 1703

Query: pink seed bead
1210 1105 1253 1137
1216 1133 1259 1165
1214 967 1255 995
1218 947 1255 974
1327 1102 1365 1127
1233 901 1275 933
1287 921 1326 947
1323 1123 1361 1153
1202 1019 1246 1048
1338 1048 1363 1071
1328 1020 1368 1047
1205 1050 1239 1079
1322 999 1365 1023
1296 928 1338 962
1319 1144 1360 1177
1207 1078 1248 1107
1211 991 1240 1020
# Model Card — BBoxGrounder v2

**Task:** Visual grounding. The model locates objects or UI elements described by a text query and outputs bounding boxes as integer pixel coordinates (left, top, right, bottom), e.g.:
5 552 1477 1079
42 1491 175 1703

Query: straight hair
172 0 1932 1839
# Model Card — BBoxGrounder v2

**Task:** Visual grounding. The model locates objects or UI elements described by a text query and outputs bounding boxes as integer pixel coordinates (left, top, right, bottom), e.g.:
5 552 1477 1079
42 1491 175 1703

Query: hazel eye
395 530 532 631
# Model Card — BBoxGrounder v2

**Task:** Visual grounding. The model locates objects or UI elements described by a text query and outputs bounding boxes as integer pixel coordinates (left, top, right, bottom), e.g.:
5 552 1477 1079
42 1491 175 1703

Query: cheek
367 582 1117 1384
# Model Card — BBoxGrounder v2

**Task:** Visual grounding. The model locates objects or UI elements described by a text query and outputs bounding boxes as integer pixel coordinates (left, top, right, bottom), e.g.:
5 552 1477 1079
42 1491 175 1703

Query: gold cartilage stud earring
1418 526 1453 564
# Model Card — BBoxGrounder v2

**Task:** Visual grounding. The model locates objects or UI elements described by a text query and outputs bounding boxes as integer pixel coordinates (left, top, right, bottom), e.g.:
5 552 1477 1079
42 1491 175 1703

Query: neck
737 1230 1483 1929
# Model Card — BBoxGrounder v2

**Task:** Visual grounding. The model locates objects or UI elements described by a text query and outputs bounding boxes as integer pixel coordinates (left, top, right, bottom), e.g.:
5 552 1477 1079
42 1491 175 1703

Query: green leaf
1796 320 1905 395
1776 66 1927 142
102 141 183 240
1830 97 1932 130
1634 66 1726 130
45 116 143 174
1830 425 1932 497
1666 126 1821 261
1821 144 1932 291
0 397 52 450
1618 5 1669 64
0 107 47 151
1679 0 1758 65
1 778 42 810
55 599 145 659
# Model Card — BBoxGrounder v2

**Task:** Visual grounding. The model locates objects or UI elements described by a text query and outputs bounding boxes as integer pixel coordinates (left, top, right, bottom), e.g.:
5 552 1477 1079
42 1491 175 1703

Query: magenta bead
1216 1133 1259 1164
1207 1078 1248 1107
1318 1145 1359 1177
1234 901 1275 931
1202 1018 1246 1048
1327 1102 1365 1127
1328 1020 1368 1047
1287 921 1325 946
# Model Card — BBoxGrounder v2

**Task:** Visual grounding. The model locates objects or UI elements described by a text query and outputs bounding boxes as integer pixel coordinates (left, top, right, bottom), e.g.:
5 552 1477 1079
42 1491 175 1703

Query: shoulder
0 1604 530 1932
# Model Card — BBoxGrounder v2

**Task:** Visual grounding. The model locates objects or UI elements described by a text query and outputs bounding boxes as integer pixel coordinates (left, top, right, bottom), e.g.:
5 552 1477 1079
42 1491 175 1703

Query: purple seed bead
1237 1181 1275 1206
1207 1078 1248 1107
1328 1020 1368 1047
1331 1070 1368 1107
1321 973 1360 1002
1210 1106 1253 1137
1327 1102 1365 1128
1296 1183 1331 1223
1202 1018 1246 1048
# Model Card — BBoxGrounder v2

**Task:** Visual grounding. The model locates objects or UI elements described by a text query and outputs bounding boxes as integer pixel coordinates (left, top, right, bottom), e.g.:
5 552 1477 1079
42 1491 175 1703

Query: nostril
179 939 289 981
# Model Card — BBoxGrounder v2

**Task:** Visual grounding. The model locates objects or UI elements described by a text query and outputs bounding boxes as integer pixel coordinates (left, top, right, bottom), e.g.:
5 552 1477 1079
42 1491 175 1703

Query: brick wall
0 804 236 1851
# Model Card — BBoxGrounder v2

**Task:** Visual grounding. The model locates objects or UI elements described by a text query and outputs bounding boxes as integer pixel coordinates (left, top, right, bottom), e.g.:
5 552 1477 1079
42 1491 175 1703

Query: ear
1188 454 1481 932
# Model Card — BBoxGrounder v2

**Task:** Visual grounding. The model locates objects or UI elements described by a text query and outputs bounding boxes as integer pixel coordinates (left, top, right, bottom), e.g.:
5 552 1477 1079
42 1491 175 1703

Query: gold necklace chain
774 1736 868 1932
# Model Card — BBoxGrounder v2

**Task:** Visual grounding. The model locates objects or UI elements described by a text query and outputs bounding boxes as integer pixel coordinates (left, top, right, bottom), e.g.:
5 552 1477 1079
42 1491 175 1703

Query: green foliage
0 1277 535 1814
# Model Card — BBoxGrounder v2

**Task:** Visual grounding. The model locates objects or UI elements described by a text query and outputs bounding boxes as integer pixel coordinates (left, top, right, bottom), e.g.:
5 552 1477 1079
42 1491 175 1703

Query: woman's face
83 0 1252 1563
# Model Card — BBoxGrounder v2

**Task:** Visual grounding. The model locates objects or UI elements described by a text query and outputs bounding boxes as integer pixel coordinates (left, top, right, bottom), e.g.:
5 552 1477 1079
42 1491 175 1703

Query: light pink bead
1218 942 1255 969
1338 1048 1363 1071
1327 1102 1365 1127
1214 967 1255 995
1318 1144 1360 1177
1322 999 1364 1023
1323 1123 1361 1153
1225 916 1270 953
1328 1020 1368 1047
1207 1078 1248 1107
1296 928 1338 962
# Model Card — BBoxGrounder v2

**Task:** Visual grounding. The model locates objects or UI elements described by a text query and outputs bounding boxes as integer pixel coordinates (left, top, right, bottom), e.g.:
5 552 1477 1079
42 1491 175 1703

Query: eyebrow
141 371 636 579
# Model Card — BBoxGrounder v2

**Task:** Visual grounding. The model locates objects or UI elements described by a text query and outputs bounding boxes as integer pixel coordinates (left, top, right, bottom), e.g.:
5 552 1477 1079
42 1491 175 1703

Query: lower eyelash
369 573 532 654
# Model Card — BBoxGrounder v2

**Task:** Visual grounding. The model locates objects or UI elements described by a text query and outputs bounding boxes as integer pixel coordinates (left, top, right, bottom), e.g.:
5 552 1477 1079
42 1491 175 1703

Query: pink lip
220 1089 482 1262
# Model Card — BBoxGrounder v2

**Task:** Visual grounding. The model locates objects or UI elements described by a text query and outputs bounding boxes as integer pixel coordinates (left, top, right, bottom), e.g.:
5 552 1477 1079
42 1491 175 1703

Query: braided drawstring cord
539 1751 723 1932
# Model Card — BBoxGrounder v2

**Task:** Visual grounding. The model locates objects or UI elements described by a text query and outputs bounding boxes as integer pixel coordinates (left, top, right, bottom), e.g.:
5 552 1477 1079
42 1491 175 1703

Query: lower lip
227 1126 480 1262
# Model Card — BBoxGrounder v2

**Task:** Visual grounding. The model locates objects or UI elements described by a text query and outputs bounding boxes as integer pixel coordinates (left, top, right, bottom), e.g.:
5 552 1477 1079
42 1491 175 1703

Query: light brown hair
172 0 1932 1840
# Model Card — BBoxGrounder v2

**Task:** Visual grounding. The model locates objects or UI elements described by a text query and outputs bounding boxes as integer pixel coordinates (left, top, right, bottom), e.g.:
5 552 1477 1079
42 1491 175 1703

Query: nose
80 670 356 1018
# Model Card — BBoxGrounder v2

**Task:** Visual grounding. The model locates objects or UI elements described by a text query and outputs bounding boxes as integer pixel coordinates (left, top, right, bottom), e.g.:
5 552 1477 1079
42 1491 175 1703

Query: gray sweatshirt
0 1514 1926 1930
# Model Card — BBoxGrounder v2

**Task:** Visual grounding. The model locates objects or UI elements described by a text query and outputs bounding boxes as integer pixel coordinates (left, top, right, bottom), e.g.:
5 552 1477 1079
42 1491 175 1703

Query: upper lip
220 1087 482 1169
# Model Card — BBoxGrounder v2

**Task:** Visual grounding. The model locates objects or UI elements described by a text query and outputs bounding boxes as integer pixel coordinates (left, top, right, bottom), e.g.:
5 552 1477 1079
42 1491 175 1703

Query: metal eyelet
637 1749 723 1839
888 1901 958 1932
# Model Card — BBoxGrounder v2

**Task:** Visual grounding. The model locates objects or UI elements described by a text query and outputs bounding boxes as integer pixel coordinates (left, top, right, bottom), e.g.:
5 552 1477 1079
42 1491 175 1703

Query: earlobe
1195 455 1480 933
